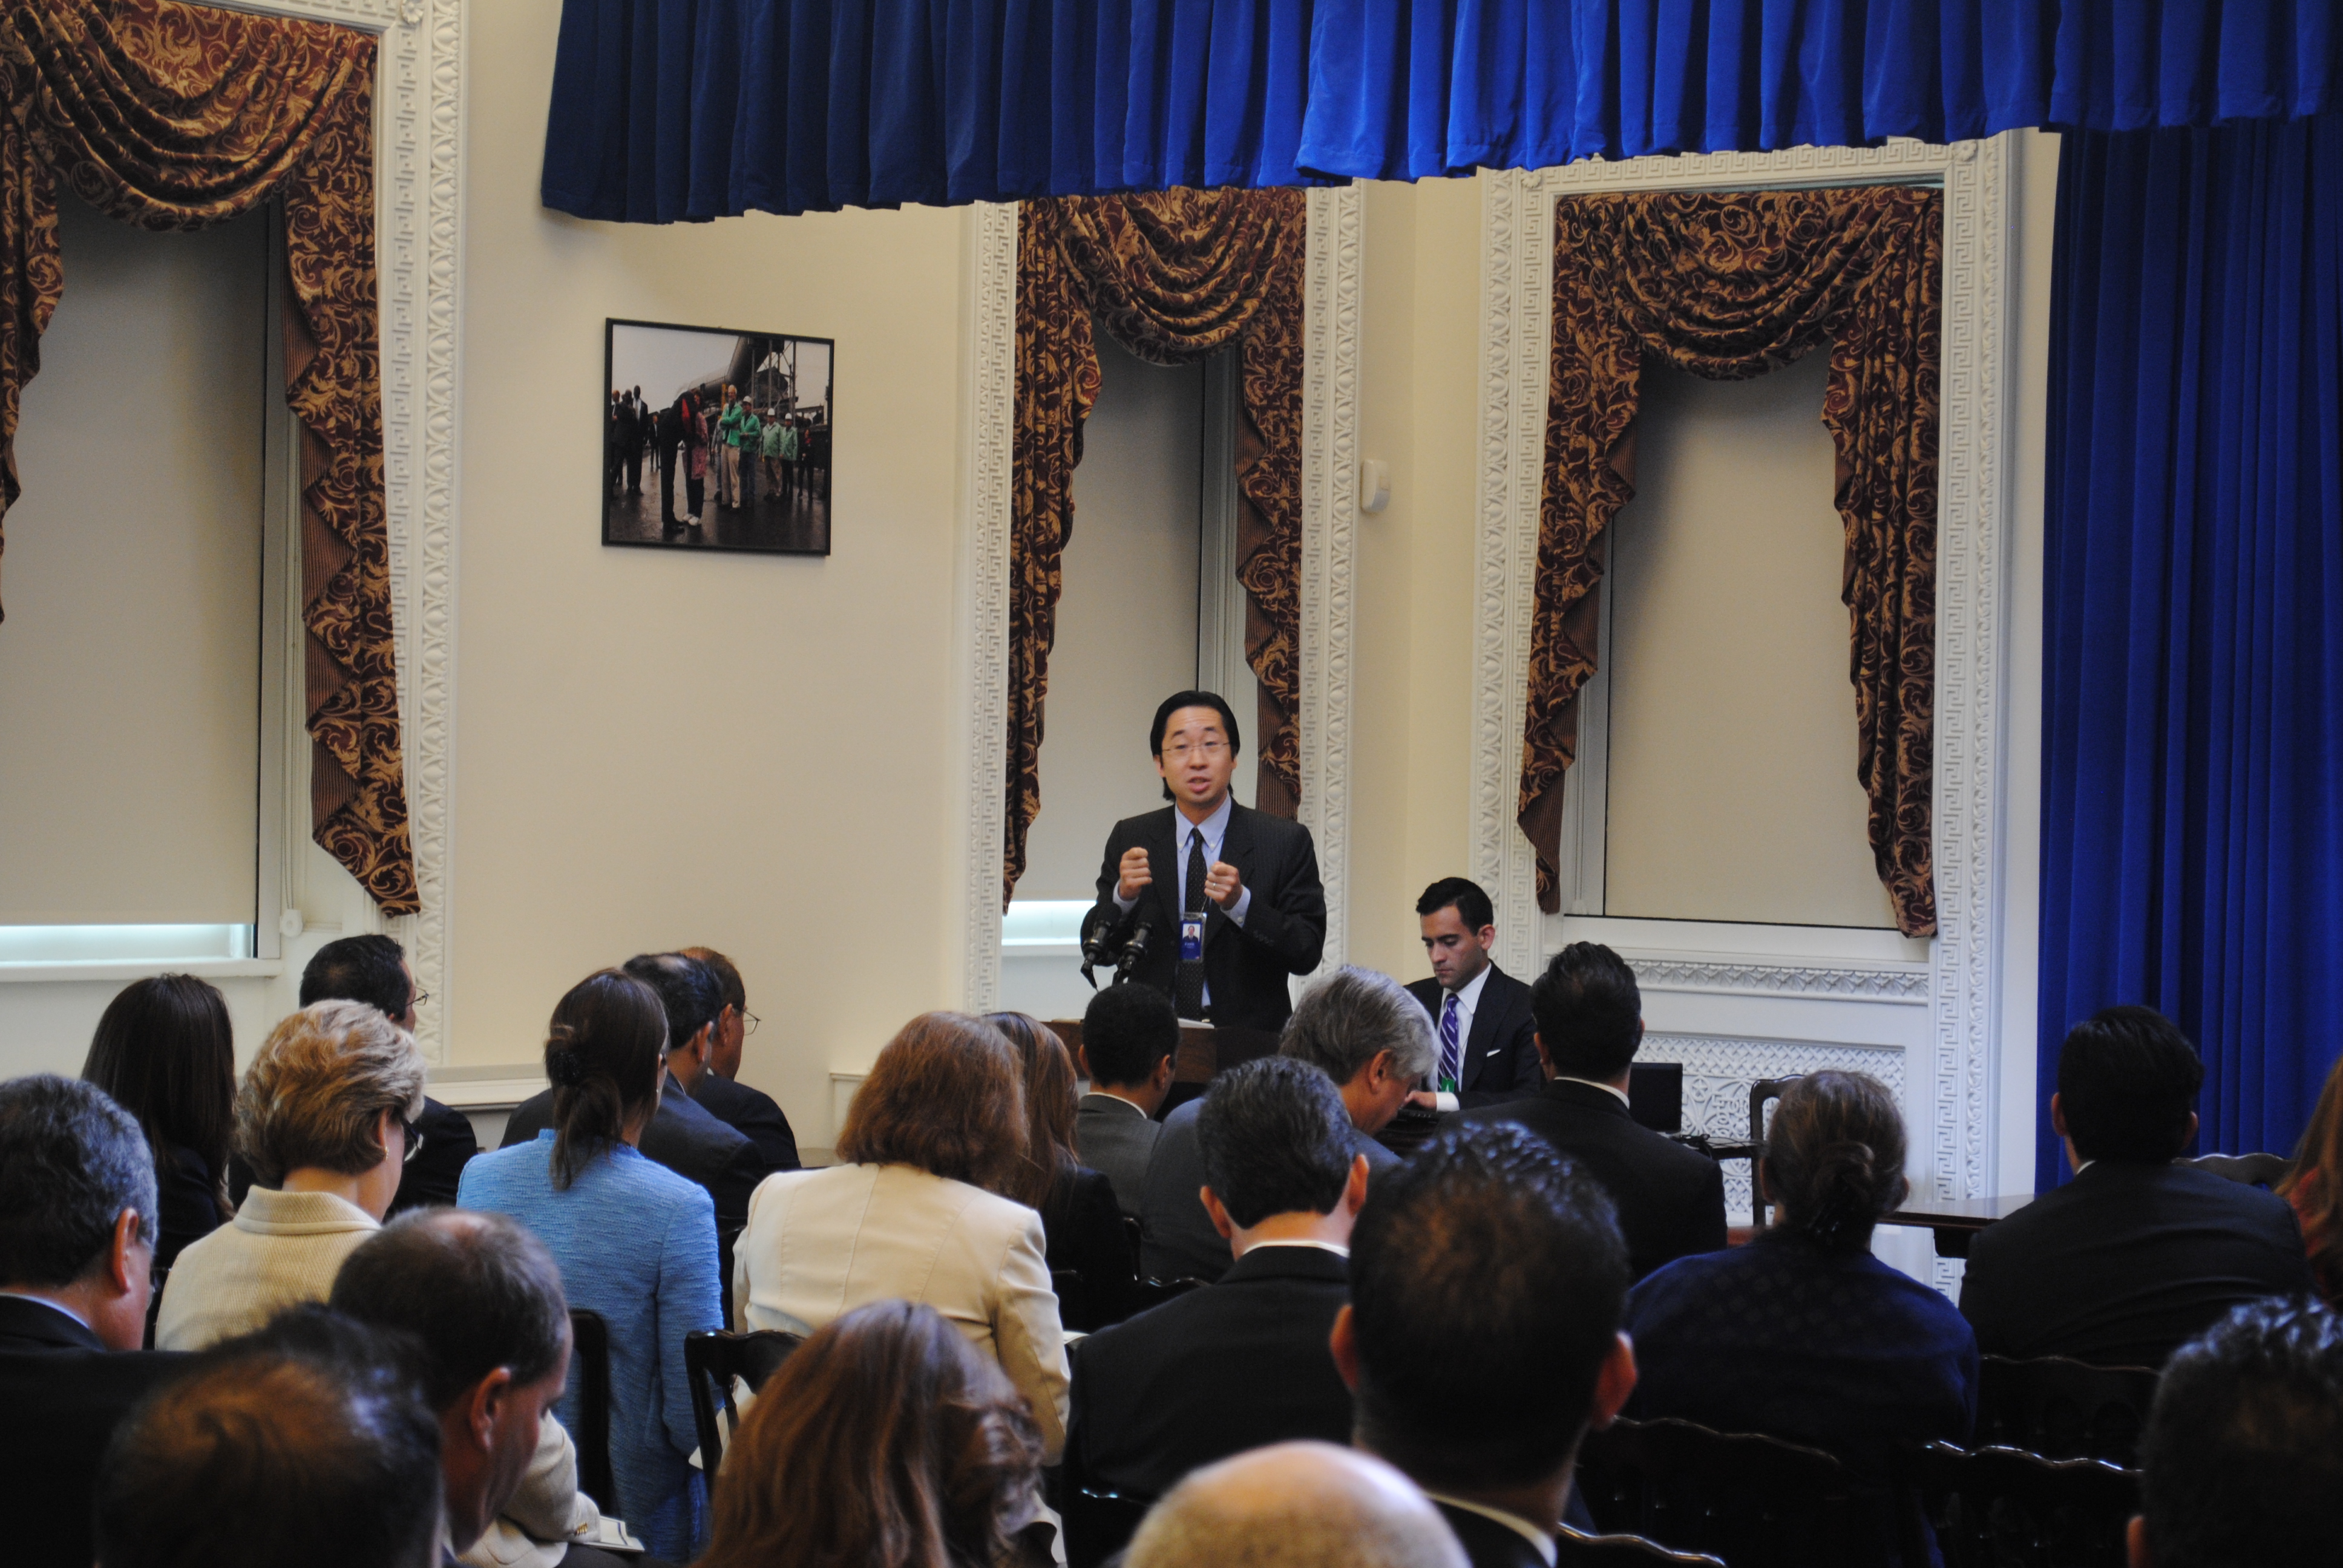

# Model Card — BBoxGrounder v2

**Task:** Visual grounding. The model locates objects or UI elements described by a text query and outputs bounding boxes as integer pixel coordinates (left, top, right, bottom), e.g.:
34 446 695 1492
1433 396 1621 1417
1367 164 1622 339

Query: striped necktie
1438 993 1462 1094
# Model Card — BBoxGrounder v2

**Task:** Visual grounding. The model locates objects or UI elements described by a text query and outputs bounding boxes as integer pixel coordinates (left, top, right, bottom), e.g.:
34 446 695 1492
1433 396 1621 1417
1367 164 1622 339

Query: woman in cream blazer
732 1012 1068 1460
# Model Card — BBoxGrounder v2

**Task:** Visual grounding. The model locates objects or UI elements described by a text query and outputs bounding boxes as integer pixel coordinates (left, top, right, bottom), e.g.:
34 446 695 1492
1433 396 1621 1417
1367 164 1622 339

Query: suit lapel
1149 808 1185 935
1206 803 1254 947
1460 964 1509 1091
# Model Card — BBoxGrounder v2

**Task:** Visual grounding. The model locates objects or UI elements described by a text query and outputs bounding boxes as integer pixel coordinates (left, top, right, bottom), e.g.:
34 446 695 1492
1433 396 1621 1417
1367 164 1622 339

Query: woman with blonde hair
732 1011 1069 1460
988 1011 1131 1330
2279 1053 2343 1305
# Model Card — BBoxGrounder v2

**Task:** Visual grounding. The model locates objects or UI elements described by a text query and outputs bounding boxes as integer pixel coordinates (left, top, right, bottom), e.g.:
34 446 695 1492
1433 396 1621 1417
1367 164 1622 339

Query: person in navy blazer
1404 877 1541 1112
1080 691 1326 1033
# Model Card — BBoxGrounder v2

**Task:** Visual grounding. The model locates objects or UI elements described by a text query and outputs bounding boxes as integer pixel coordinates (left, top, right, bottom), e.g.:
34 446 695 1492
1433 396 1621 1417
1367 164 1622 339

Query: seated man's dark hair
1081 982 1179 1088
1348 1123 1628 1490
300 933 411 1018
1197 1057 1355 1228
1529 942 1642 1081
1414 877 1493 932
2138 1297 2343 1568
623 951 726 1055
0 1074 156 1288
329 1209 569 1411
2057 1005 2203 1162
94 1304 442 1568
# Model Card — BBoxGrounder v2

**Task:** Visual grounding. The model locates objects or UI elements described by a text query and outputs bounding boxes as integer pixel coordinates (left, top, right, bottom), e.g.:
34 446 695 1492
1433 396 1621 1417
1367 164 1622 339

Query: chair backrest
1051 1268 1093 1334
1977 1356 2161 1466
1911 1442 2138 1568
1747 1078 1797 1228
1125 1276 1208 1315
1121 1213 1144 1272
1575 1417 1869 1568
1555 1527 1725 1566
2185 1151 2290 1188
568 1308 615 1513
683 1328 804 1488
1060 1425 1155 1568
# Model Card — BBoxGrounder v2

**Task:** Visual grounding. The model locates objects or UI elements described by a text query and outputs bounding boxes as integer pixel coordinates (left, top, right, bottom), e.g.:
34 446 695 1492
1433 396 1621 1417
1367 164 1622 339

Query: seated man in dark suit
300 933 479 1213
1961 1007 2313 1367
0 1075 189 1568
1073 981 1178 1216
678 946 802 1171
1404 877 1541 1112
1463 943 1725 1281
1140 966 1432 1282
2128 1297 2343 1568
1334 1123 1637 1568
1070 1057 1366 1498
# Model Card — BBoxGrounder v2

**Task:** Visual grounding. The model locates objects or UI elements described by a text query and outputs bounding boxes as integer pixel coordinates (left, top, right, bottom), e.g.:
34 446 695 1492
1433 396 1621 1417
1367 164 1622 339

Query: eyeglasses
399 1119 425 1164
410 990 431 1010
1160 739 1230 762
741 1010 761 1037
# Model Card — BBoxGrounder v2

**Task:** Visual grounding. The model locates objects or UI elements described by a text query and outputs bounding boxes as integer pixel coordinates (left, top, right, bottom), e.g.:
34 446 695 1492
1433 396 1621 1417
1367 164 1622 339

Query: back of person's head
1348 1123 1628 1489
1413 877 1493 930
0 1074 157 1289
94 1304 442 1568
82 973 235 1180
2057 1005 2203 1163
987 1012 1080 1210
299 933 411 1018
2138 1298 2343 1568
696 1299 1043 1568
1124 1442 1467 1568
678 945 746 1013
1530 943 1642 1080
329 1209 568 1411
1761 1070 1908 1252
621 951 724 1053
543 969 669 1191
1281 966 1436 1089
2280 1051 2343 1284
1198 1057 1355 1226
1081 981 1179 1088
838 1012 1027 1196
236 1001 427 1189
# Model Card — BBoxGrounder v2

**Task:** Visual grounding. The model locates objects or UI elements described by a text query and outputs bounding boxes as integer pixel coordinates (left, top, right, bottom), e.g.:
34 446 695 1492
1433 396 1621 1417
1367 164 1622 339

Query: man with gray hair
1124 1442 1467 1568
0 1075 189 1568
1141 967 1435 1281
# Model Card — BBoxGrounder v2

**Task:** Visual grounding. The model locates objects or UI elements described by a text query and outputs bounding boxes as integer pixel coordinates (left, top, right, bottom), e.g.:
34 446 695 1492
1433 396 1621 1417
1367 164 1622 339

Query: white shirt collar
1178 792 1236 857
0 1289 91 1332
1236 1238 1351 1258
1553 1074 1633 1109
1448 962 1494 1011
1422 1494 1556 1566
1081 1091 1150 1118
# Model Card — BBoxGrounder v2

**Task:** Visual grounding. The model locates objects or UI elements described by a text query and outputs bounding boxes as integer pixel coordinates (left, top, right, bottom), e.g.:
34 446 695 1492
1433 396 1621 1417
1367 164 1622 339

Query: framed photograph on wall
602 318 834 555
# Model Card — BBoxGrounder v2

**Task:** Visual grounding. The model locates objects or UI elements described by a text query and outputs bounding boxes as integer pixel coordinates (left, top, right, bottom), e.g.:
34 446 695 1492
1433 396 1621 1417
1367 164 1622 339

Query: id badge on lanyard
1181 913 1205 964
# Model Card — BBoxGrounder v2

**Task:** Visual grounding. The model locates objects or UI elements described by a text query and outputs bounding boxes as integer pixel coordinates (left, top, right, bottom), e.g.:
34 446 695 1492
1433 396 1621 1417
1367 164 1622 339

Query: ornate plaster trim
1648 1030 1909 1223
1300 185 1362 974
1628 956 1932 1003
962 202 1018 1014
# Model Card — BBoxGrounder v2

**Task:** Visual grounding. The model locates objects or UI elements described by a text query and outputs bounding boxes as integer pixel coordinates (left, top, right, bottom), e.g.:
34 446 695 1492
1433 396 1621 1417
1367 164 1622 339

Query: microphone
1081 906 1138 990
1115 912 1156 982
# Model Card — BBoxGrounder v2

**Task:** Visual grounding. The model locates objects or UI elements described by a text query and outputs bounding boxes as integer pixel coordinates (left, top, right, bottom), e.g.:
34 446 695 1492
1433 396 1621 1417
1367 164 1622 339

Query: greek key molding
962 202 1018 1014
1300 185 1362 974
1630 956 1932 1002
1650 1031 1908 1225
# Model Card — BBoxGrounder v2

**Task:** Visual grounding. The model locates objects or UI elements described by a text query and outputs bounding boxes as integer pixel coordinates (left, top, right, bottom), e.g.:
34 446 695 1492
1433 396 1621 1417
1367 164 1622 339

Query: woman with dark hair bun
82 974 237 1269
459 969 722 1561
1620 1070 1976 1566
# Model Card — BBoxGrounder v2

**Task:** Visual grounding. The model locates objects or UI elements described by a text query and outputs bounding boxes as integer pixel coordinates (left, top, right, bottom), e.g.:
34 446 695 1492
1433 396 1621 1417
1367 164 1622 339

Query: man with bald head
1124 1442 1466 1568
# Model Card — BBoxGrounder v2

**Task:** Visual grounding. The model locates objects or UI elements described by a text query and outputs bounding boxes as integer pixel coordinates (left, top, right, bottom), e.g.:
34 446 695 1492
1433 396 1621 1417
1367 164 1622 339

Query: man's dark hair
2057 1005 2203 1162
1196 1057 1355 1227
1349 1123 1629 1489
1149 690 1242 800
95 1304 442 1568
1414 877 1493 932
0 1074 156 1287
680 946 746 1013
2138 1297 2343 1568
623 952 725 1057
301 934 411 1019
1081 982 1179 1088
330 1209 569 1411
1529 942 1643 1081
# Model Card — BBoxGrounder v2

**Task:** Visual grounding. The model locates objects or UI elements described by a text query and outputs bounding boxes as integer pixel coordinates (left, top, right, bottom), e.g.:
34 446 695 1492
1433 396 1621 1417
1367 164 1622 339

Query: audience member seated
1073 981 1179 1215
157 1001 427 1351
2277 1050 2343 1307
460 969 722 1561
0 1076 189 1568
677 946 802 1170
80 973 237 1270
1623 1070 1974 1566
1123 1442 1468 1568
2128 1297 2342 1568
696 1300 1048 1568
992 1011 1131 1330
1405 877 1541 1112
1462 943 1723 1281
732 1011 1069 1460
93 1307 442 1568
1070 1057 1366 1498
1334 1123 1637 1568
1141 966 1430 1282
300 933 479 1214
1961 1007 2313 1367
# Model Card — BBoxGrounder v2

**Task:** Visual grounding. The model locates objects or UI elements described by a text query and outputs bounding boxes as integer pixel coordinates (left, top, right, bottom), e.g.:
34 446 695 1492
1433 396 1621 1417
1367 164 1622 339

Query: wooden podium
1048 1019 1282 1114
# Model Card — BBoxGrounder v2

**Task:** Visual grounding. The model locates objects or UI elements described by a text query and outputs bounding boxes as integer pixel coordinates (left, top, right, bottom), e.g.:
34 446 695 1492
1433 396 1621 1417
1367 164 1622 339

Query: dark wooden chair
1976 1356 2160 1466
1051 1268 1096 1334
1909 1441 2137 1568
1555 1526 1724 1565
1121 1213 1144 1270
1575 1417 1872 1568
568 1308 616 1514
2185 1151 2290 1187
683 1328 804 1486
1748 1078 1797 1228
1060 1429 1154 1568
1125 1276 1208 1315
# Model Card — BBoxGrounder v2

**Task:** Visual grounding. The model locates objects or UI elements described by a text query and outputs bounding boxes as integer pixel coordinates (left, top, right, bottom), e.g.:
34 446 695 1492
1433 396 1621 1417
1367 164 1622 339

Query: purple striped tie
1438 993 1462 1094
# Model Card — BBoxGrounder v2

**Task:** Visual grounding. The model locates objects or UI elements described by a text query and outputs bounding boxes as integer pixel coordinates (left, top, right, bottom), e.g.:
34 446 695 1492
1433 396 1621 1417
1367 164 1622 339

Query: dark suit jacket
1464 1079 1726 1280
1959 1158 2315 1368
1044 1166 1135 1331
1069 1245 1353 1498
1138 1097 1394 1284
1407 966 1542 1109
388 1096 480 1216
155 1143 225 1270
690 1072 802 1173
0 1295 189 1568
1073 1094 1162 1217
1080 802 1326 1031
1434 1501 1547 1568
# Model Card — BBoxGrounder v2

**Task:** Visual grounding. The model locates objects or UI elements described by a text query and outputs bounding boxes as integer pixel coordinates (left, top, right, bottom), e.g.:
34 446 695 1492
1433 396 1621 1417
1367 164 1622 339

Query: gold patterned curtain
0 0 414 912
1009 188 1305 904
1530 186 1941 936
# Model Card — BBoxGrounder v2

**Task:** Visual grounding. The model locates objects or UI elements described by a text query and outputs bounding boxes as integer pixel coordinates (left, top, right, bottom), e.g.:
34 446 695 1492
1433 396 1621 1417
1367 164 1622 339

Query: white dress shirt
1553 1074 1633 1109
1429 962 1495 1112
1113 792 1252 1004
1424 1493 1556 1566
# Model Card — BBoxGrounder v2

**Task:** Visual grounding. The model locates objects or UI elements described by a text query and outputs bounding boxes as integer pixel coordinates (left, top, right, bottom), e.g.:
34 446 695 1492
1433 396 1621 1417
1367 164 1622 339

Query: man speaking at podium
1081 691 1326 1031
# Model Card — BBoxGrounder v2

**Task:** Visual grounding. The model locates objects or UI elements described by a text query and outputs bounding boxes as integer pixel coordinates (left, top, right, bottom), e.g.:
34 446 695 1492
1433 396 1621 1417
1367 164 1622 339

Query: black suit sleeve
1083 824 1141 952
1455 1002 1543 1110
1682 1153 1729 1259
1234 825 1325 976
1049 1169 1137 1331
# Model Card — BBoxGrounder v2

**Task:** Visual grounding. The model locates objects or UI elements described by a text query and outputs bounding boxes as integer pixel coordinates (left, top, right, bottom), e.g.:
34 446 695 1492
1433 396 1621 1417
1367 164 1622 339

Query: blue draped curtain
2038 111 2343 1190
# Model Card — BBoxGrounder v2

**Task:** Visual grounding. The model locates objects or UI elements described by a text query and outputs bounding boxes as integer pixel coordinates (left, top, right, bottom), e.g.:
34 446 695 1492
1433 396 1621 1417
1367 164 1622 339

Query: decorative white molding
962 201 1018 1014
1629 956 1932 1003
1300 185 1362 974
1651 1031 1907 1224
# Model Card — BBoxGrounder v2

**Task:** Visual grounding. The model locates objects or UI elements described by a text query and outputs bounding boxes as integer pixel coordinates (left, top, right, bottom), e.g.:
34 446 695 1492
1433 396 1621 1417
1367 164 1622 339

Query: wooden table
1047 1019 1280 1116
1878 1192 2036 1258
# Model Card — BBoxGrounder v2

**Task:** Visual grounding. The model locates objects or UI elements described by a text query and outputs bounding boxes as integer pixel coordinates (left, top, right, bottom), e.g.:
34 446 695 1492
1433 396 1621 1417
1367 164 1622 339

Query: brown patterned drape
1008 188 1305 904
0 0 414 912
1530 187 1941 936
